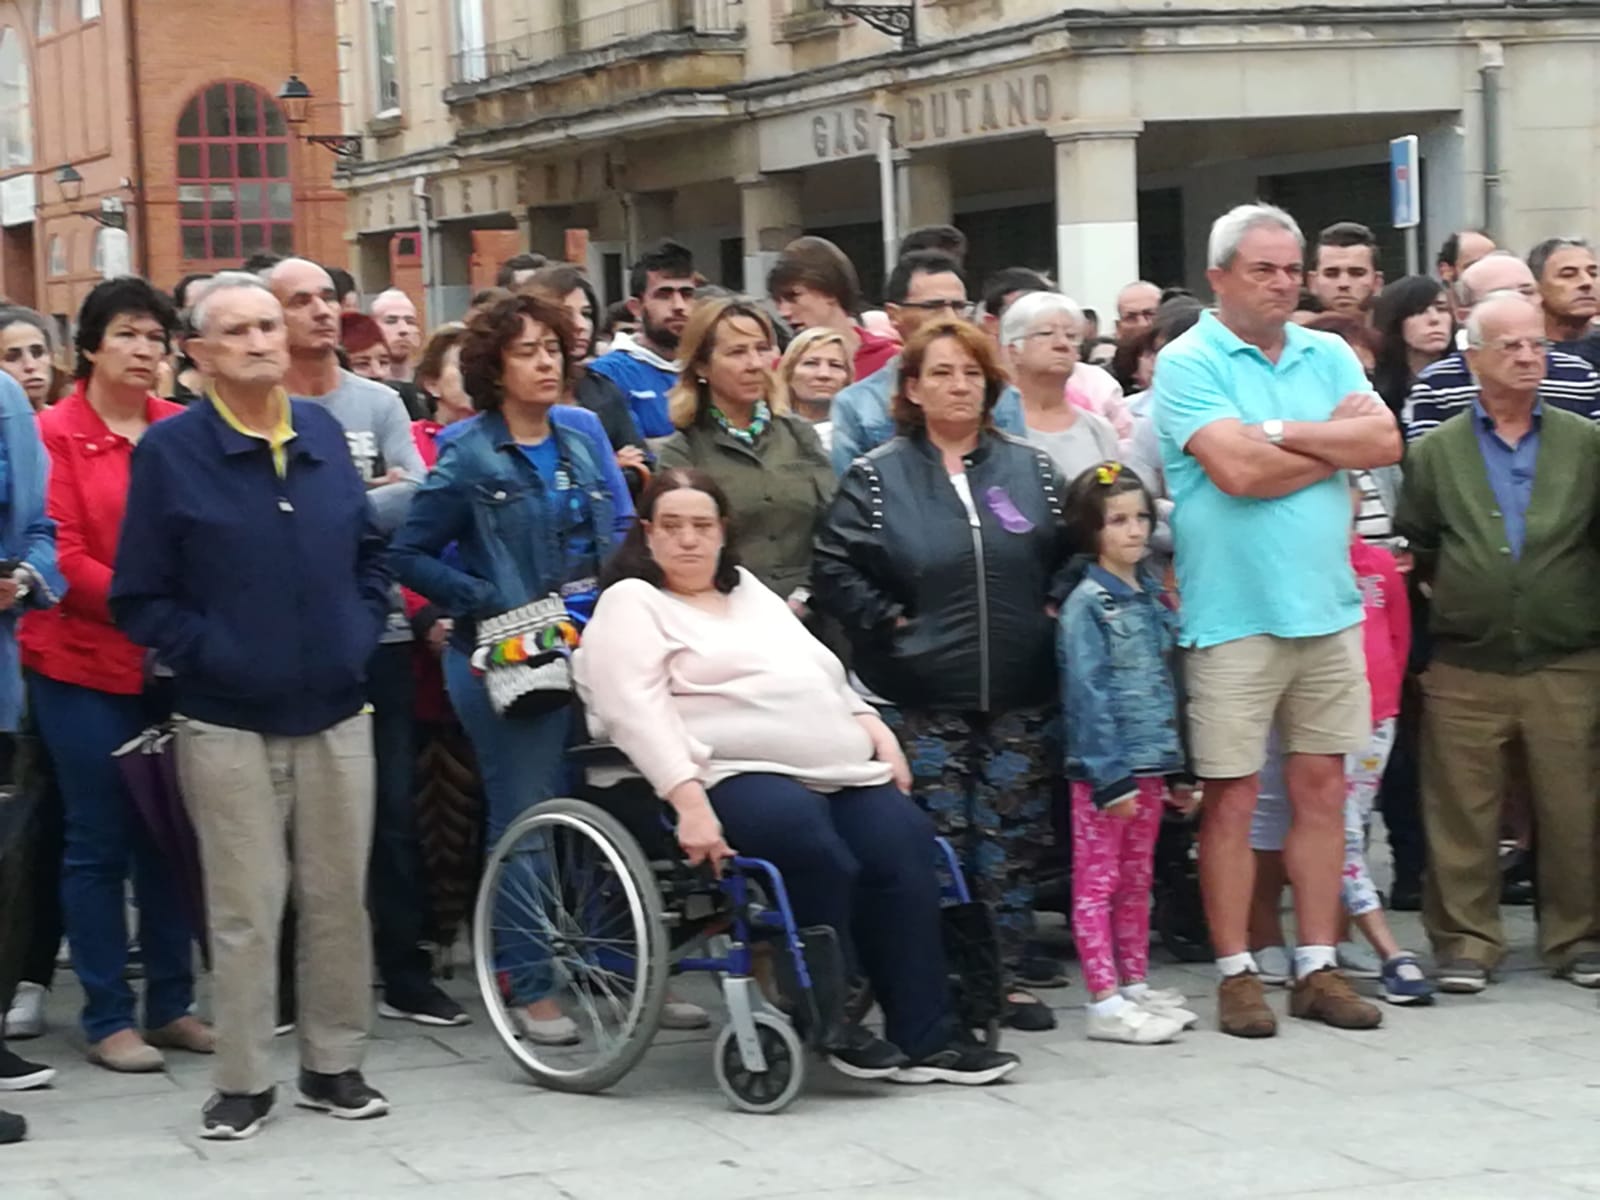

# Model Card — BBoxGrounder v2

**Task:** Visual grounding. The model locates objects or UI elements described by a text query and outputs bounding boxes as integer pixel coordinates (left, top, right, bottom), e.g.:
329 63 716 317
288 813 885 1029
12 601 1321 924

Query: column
737 172 803 296
436 222 476 322
894 150 953 235
1051 118 1143 314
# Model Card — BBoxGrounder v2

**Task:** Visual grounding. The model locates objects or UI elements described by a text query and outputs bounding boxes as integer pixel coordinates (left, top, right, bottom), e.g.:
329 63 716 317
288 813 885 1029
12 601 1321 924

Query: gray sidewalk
8 905 1600 1199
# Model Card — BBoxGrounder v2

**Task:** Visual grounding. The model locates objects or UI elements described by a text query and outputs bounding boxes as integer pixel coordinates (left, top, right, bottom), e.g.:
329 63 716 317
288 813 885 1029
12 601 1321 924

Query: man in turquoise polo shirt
1154 203 1402 1039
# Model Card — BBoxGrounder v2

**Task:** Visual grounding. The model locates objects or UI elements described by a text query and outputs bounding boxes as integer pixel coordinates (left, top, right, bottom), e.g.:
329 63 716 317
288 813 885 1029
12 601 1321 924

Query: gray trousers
177 712 376 1096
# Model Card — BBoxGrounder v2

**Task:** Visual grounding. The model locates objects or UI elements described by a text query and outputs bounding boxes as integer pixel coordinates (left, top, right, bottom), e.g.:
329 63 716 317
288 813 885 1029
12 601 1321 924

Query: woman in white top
1000 291 1121 484
575 467 1018 1088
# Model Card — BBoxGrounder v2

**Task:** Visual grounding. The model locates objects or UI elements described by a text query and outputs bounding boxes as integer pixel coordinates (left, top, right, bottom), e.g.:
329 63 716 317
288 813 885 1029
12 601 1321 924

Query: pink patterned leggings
1070 778 1166 995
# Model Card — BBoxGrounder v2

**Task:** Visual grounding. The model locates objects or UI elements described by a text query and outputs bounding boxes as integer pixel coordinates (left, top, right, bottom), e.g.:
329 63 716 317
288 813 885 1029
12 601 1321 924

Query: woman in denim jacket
390 293 634 1045
1058 462 1197 1045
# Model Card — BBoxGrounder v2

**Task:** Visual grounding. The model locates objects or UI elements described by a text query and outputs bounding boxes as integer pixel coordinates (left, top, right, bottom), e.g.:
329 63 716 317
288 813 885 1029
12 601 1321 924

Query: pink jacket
1350 538 1410 726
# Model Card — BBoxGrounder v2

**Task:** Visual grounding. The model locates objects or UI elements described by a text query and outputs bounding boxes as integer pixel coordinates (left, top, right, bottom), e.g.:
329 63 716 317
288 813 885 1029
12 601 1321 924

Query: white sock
1120 982 1150 999
1088 994 1129 1017
1216 951 1257 979
1294 944 1337 978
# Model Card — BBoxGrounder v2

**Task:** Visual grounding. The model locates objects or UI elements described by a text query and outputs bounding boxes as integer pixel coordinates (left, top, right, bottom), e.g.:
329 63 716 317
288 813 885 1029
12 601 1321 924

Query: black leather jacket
813 431 1072 713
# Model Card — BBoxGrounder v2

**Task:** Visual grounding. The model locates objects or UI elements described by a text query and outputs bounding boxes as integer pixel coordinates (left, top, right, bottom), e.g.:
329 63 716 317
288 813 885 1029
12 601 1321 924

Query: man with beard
588 240 696 438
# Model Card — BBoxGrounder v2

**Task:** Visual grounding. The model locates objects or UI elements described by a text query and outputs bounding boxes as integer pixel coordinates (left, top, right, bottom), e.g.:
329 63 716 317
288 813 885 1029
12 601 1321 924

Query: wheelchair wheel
712 1011 805 1115
473 796 669 1093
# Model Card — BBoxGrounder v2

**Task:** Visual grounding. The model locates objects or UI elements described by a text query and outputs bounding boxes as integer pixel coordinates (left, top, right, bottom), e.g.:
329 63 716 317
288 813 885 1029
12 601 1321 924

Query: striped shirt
1351 469 1392 543
1402 348 1600 442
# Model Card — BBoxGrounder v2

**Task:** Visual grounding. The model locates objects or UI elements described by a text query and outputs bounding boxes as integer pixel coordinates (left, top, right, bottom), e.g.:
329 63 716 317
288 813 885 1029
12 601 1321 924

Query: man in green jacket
1396 291 1600 995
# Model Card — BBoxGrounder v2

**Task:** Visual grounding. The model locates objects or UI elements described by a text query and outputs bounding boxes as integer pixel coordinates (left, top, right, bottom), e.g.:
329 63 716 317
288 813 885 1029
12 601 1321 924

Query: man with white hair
1113 281 1162 341
1403 251 1600 441
369 288 421 381
1396 291 1600 995
1153 203 1401 1038
111 273 392 1138
1000 291 1119 481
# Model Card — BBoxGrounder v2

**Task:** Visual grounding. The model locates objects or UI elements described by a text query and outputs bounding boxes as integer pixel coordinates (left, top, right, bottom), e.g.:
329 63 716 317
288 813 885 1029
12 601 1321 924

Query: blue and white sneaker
1380 952 1436 1006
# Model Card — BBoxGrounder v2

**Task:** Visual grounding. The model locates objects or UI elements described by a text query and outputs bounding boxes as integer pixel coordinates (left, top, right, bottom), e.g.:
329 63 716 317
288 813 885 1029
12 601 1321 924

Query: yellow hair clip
1094 462 1124 486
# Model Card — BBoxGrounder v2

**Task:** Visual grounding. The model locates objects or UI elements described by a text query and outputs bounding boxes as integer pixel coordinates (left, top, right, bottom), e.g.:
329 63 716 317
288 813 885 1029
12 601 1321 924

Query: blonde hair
777 326 851 396
668 297 788 430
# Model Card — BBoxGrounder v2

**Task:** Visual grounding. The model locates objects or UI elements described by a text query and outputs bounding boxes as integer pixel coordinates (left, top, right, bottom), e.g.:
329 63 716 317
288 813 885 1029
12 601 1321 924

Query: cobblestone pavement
7 904 1600 1199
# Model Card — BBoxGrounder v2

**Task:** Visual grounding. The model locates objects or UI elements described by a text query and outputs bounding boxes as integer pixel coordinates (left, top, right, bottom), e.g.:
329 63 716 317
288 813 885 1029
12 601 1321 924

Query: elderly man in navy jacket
111 272 391 1142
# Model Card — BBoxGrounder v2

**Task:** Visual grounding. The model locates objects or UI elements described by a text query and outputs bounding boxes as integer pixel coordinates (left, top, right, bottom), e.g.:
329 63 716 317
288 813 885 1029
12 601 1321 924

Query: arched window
176 81 293 263
46 235 63 277
35 1 54 37
0 28 31 169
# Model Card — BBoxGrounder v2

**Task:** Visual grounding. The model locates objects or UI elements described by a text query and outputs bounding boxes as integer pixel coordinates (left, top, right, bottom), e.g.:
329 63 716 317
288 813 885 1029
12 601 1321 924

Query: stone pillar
737 172 804 296
1051 118 1143 314
894 150 954 235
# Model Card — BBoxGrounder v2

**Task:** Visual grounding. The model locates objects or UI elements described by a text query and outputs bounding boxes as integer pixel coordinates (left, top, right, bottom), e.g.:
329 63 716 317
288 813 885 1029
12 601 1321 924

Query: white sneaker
1254 946 1293 986
660 1000 710 1030
4 983 45 1040
1336 940 1383 980
1132 991 1199 1030
511 1008 581 1046
1085 1003 1183 1045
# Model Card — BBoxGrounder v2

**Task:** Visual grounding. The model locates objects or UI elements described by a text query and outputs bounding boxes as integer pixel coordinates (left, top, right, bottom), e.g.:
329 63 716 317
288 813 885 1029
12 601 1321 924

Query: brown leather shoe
146 1015 216 1055
1217 971 1277 1038
87 1029 165 1073
1290 966 1383 1029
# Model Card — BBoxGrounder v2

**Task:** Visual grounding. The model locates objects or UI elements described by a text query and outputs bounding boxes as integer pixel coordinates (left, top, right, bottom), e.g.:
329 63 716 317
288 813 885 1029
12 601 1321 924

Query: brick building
0 0 347 332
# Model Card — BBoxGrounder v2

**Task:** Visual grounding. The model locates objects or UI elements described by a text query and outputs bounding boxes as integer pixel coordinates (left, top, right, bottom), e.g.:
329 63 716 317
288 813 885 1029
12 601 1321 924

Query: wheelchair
470 746 1005 1114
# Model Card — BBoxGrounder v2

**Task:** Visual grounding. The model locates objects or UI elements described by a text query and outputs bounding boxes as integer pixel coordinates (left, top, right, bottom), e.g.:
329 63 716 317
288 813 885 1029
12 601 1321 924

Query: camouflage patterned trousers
878 704 1061 967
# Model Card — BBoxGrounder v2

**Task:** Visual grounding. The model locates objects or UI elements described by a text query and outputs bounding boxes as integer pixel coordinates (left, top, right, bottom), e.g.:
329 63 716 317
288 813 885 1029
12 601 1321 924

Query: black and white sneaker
824 1024 909 1081
296 1069 389 1120
199 1089 275 1141
893 1038 1019 1087
378 983 471 1028
0 1046 55 1091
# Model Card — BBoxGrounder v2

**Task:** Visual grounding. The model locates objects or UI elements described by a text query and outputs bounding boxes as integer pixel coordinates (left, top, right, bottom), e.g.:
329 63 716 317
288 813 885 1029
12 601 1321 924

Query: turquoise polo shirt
1153 310 1365 649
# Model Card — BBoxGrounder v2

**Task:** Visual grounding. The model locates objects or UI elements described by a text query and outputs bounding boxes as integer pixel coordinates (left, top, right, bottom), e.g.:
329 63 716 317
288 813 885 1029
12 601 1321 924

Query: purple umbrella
114 723 208 965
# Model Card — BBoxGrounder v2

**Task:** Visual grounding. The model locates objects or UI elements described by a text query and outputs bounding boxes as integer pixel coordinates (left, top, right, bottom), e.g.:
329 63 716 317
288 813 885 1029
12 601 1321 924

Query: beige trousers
177 712 376 1096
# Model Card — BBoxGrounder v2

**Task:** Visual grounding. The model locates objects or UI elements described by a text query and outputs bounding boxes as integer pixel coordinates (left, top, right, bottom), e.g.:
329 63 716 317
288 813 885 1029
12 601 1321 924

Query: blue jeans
707 774 956 1060
444 649 572 1003
27 672 193 1042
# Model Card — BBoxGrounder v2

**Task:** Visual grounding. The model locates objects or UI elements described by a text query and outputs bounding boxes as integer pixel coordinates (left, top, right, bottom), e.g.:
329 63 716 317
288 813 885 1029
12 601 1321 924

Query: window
46 235 63 277
35 1 53 36
176 81 294 264
80 0 101 20
0 29 31 170
453 0 486 83
90 227 104 275
370 0 400 115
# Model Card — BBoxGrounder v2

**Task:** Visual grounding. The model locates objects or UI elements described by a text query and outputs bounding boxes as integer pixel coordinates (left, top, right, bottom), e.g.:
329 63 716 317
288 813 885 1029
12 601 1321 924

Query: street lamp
822 1 917 48
55 164 83 203
52 164 126 229
276 75 363 160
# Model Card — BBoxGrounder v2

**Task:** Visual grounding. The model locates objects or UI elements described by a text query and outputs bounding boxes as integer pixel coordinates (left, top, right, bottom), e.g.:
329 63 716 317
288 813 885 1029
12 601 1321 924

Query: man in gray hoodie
268 259 466 1028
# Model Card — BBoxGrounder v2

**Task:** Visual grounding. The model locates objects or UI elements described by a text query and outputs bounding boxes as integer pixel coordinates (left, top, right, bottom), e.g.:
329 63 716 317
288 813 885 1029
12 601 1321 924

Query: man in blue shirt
587 240 695 438
1154 203 1402 1038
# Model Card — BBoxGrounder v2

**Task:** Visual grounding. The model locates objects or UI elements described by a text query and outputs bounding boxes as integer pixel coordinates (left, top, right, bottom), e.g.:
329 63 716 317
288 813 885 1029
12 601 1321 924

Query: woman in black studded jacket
813 319 1073 1034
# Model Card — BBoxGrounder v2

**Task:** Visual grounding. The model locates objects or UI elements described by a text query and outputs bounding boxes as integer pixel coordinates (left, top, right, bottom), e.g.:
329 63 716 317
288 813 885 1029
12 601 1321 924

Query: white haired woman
1000 292 1120 481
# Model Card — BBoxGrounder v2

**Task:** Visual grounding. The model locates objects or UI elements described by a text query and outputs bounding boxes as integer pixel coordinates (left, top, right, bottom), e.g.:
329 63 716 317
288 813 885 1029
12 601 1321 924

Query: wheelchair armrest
568 742 638 774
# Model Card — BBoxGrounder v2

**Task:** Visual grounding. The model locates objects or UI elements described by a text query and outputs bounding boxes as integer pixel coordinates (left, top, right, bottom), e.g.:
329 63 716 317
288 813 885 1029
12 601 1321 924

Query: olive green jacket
657 415 835 599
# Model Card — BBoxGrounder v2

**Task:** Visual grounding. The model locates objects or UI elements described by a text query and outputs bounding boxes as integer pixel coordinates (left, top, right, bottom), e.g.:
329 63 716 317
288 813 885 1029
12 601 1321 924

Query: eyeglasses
1482 337 1551 354
896 299 975 317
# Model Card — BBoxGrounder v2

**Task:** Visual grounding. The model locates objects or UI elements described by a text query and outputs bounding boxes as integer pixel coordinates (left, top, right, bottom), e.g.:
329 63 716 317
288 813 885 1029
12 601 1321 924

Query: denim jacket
390 407 632 652
1058 561 1185 807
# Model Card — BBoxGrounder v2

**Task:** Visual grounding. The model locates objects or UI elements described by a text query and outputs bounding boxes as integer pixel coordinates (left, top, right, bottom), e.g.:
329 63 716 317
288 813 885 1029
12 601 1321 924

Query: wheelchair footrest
941 901 1005 1029
770 924 850 1050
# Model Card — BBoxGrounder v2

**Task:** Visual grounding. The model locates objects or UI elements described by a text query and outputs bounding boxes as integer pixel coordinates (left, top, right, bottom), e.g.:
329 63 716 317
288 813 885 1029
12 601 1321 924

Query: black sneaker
824 1024 909 1081
0 1110 24 1144
199 1088 275 1141
378 983 471 1028
893 1037 1020 1087
0 1046 55 1091
296 1069 389 1120
1002 991 1058 1032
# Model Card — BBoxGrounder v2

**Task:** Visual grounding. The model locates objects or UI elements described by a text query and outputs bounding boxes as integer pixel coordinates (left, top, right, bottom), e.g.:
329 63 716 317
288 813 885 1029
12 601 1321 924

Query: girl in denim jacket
1058 463 1197 1045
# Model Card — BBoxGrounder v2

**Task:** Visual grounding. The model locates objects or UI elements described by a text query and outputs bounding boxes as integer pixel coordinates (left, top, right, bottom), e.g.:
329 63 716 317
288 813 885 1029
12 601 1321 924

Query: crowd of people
0 202 1595 1144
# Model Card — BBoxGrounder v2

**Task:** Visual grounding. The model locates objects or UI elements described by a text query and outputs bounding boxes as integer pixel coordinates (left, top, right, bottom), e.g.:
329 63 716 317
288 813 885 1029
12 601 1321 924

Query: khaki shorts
1184 627 1370 779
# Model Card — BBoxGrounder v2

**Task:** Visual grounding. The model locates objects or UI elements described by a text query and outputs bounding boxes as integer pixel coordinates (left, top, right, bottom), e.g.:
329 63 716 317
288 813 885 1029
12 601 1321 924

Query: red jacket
853 325 901 381
1350 537 1411 727
20 385 184 694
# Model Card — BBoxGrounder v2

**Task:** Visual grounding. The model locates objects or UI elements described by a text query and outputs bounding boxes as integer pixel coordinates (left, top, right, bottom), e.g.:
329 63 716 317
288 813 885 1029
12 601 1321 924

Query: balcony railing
450 0 743 87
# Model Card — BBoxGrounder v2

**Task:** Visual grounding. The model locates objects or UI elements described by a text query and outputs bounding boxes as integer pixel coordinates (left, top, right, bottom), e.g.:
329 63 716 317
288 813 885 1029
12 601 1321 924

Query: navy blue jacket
110 398 391 736
389 407 633 653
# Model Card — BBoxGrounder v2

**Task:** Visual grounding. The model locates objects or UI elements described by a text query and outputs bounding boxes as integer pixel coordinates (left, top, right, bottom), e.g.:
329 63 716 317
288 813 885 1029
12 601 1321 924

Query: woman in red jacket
18 279 211 1072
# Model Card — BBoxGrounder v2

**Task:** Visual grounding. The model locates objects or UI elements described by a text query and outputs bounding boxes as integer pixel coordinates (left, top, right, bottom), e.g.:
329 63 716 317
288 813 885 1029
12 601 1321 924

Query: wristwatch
1262 418 1286 445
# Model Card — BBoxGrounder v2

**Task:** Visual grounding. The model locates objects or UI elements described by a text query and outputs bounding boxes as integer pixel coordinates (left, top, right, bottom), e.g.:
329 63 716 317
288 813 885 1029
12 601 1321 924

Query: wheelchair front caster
713 1011 805 1114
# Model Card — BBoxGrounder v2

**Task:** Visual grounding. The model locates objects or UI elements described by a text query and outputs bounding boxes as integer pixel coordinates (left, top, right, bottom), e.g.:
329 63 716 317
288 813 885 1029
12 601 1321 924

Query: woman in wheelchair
574 468 1019 1086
